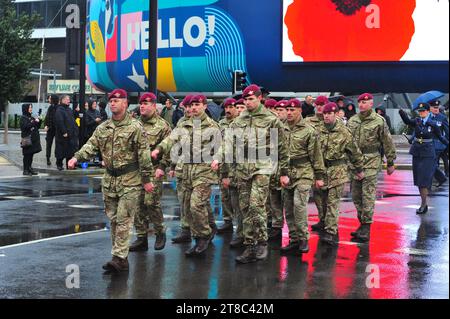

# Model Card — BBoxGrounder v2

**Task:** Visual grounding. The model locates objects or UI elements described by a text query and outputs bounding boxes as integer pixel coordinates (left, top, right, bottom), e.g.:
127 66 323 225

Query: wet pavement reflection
0 171 448 299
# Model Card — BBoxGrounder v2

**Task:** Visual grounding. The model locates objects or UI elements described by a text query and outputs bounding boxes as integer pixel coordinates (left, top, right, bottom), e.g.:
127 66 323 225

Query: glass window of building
31 2 46 28
47 0 63 28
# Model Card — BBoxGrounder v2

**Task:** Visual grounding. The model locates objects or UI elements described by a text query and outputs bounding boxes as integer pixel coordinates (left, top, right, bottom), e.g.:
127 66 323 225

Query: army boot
256 242 268 260
217 220 234 234
185 239 199 257
154 232 166 251
311 221 325 231
107 256 129 272
351 224 362 238
280 240 299 253
298 240 309 254
321 232 339 246
172 228 192 244
354 224 371 242
129 236 148 252
268 228 282 240
208 224 218 243
194 237 210 255
230 237 245 249
235 245 257 264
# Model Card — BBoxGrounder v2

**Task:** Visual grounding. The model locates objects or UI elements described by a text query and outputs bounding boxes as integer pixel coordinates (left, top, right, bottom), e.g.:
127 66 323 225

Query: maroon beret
358 93 374 102
287 98 301 108
242 84 261 98
264 98 277 109
223 98 237 108
314 95 329 106
236 98 245 105
275 100 289 108
190 94 207 104
323 102 339 113
182 95 194 106
108 89 128 100
139 93 157 104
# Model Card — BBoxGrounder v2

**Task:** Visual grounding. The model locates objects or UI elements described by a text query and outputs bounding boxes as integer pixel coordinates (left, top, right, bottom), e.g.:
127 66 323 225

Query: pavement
0 130 429 176
0 171 448 299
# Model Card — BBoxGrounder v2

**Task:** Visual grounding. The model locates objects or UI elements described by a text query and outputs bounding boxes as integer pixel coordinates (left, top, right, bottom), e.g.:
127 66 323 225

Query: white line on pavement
0 229 108 250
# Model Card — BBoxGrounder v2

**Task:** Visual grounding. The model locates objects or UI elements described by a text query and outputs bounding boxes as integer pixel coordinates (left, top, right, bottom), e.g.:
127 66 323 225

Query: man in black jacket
44 95 59 166
54 95 79 170
302 95 315 118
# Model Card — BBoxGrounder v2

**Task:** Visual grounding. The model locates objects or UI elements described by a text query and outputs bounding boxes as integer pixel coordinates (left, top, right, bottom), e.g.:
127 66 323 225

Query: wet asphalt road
0 171 448 299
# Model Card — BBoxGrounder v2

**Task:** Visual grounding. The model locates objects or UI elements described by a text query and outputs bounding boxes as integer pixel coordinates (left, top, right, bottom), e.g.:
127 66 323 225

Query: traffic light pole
79 0 87 110
149 0 158 95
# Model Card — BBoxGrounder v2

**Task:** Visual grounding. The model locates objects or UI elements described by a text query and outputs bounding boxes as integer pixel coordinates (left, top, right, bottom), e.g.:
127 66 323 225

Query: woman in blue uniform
399 103 449 214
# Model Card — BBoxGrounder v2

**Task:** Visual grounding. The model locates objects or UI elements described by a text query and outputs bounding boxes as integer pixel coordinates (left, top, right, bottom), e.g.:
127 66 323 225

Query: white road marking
163 214 178 219
35 199 65 204
0 229 108 250
68 204 102 209
404 205 434 209
339 241 359 246
395 247 429 256
375 201 392 205
4 196 32 200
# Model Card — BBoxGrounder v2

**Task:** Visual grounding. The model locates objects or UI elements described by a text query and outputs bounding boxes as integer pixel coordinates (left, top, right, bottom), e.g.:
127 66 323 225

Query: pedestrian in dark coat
84 100 101 141
345 103 357 119
20 104 42 175
44 94 59 166
54 95 79 170
399 103 449 215
98 100 109 122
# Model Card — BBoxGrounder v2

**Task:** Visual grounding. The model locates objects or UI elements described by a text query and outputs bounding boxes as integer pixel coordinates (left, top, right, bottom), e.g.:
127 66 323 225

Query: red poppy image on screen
284 0 416 61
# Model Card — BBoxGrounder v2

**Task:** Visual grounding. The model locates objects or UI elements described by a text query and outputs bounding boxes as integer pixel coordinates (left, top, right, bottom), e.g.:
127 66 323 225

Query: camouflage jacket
140 113 172 171
219 117 238 185
157 112 221 187
318 120 364 188
74 112 153 190
170 116 190 174
285 119 325 189
347 109 396 177
222 104 289 180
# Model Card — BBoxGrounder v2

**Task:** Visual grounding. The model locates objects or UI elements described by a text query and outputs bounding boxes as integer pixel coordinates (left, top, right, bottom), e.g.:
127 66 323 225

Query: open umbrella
413 91 445 110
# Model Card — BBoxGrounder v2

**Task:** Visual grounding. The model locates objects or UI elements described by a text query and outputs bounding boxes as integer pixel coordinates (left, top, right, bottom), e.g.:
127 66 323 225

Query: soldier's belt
414 138 433 144
106 162 140 177
289 157 310 166
324 159 347 168
361 145 380 154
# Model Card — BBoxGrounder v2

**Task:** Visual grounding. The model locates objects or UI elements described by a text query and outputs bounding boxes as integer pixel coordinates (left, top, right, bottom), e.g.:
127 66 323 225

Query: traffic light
232 70 247 94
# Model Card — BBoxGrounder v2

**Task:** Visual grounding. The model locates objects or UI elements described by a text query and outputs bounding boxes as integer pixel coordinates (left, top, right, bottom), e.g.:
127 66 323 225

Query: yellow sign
47 80 104 94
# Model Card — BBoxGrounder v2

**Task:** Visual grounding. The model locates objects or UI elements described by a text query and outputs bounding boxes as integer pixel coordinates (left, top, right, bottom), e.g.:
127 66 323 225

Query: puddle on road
0 223 107 247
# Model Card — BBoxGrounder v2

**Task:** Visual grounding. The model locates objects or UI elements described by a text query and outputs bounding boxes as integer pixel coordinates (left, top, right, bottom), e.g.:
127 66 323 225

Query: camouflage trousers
177 177 190 230
351 175 378 225
134 180 165 237
221 184 243 238
238 174 270 246
316 184 345 235
313 188 326 223
103 187 142 259
183 183 213 239
267 188 284 229
283 183 311 242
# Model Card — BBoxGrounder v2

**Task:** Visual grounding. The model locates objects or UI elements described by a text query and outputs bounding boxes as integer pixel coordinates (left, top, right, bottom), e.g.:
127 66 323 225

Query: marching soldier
281 98 325 254
347 93 396 243
68 89 154 272
318 102 365 246
171 95 194 243
267 99 289 240
304 95 329 231
153 95 221 256
217 98 241 236
213 84 289 264
129 93 172 252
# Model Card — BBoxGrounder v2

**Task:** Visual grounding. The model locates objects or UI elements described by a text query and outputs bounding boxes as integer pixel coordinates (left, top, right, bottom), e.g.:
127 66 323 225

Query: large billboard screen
283 0 450 63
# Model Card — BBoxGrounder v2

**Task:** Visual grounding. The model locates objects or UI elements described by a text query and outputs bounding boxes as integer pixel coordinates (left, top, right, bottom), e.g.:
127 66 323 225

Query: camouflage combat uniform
134 113 171 238
222 104 289 247
347 109 396 225
157 112 221 240
284 118 325 242
74 113 153 259
305 114 328 224
317 120 364 236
